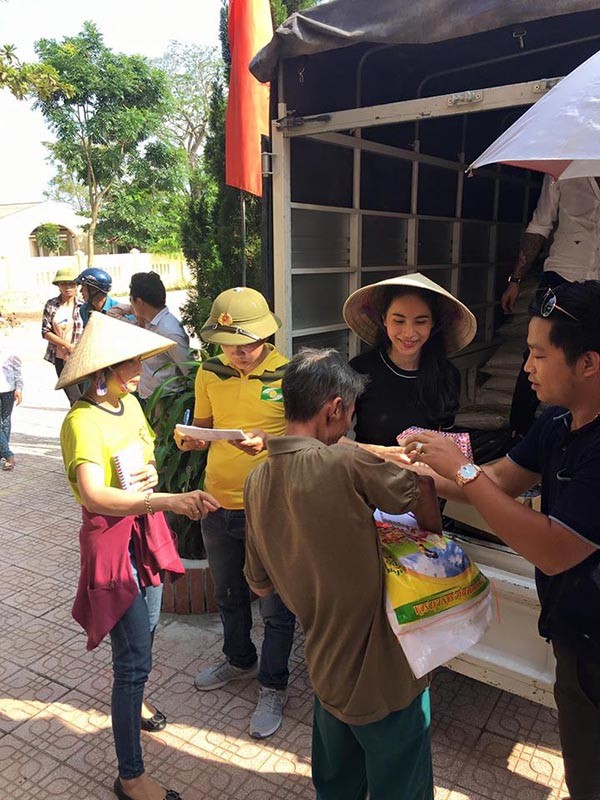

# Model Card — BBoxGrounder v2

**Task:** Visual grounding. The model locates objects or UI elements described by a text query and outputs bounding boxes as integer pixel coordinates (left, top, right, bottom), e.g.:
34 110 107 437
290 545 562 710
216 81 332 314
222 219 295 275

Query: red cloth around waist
72 509 185 650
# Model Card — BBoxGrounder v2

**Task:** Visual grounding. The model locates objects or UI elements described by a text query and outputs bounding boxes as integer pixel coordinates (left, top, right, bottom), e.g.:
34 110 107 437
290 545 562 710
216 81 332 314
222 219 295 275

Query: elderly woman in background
57 312 219 800
42 266 83 405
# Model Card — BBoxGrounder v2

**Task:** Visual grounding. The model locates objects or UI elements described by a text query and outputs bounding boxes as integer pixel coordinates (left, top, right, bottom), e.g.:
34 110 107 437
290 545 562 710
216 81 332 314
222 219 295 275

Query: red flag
225 0 273 197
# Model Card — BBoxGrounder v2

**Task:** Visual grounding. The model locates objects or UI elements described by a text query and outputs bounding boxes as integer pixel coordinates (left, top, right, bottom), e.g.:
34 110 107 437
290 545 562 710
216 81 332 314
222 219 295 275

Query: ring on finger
415 441 425 455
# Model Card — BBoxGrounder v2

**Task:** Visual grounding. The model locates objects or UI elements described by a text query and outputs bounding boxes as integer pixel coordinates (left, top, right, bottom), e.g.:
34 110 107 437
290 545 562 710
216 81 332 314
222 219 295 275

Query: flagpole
240 191 247 286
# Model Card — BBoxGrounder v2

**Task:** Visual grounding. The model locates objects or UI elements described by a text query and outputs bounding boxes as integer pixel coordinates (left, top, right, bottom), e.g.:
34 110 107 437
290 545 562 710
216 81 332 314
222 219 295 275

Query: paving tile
0 660 71 734
0 738 62 799
455 731 565 800
431 667 502 729
485 690 561 750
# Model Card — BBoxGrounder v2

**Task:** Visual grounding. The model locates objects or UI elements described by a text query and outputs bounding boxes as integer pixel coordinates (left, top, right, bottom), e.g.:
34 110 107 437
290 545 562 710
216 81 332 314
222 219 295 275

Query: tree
181 0 319 338
0 43 70 99
34 22 172 263
154 42 223 180
44 161 90 215
94 141 188 253
35 223 61 255
270 0 318 26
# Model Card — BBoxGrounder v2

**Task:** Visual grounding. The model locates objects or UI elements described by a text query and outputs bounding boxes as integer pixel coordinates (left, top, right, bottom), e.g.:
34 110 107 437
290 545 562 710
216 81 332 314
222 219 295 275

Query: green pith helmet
200 287 281 345
52 266 79 285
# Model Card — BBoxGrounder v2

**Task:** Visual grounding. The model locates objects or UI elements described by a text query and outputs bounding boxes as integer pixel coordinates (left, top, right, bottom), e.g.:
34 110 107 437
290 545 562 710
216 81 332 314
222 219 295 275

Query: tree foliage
154 42 223 178
34 22 173 263
0 43 70 99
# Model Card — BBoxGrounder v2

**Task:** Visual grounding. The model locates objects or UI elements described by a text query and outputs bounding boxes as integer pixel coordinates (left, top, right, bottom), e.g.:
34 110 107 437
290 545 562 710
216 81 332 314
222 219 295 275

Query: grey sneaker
249 687 288 739
194 660 259 691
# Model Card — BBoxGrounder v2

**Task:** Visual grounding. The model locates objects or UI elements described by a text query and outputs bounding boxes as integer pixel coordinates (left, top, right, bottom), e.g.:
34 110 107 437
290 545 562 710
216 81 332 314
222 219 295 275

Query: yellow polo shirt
194 345 287 509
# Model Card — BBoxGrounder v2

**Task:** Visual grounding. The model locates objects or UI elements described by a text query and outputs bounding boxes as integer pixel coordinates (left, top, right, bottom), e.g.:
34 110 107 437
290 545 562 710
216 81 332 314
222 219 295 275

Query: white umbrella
469 49 600 180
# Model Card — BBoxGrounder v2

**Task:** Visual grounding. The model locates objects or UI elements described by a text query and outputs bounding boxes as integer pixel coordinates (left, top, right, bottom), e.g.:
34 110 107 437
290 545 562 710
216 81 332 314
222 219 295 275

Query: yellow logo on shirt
260 386 283 402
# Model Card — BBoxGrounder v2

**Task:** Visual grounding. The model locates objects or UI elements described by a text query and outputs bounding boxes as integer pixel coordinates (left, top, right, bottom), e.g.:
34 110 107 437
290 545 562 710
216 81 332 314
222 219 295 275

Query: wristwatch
455 463 482 487
507 274 522 285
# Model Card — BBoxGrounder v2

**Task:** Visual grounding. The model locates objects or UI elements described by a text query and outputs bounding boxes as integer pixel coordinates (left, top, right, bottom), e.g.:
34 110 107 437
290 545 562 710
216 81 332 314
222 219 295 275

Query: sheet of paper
175 424 248 441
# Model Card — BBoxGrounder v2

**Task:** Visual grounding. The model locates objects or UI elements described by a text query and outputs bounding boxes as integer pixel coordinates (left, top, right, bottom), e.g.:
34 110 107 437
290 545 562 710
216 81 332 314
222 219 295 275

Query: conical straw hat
55 312 176 389
343 272 477 355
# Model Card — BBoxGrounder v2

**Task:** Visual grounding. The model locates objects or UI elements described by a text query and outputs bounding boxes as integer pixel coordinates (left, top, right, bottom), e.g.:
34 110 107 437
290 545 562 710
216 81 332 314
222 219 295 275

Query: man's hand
174 429 207 452
13 389 22 406
400 431 469 482
106 303 133 319
231 430 268 456
501 282 520 314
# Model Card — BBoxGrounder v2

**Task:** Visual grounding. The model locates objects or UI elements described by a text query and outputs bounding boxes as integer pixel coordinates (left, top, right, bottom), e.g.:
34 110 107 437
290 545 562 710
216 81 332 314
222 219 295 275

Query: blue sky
0 0 222 204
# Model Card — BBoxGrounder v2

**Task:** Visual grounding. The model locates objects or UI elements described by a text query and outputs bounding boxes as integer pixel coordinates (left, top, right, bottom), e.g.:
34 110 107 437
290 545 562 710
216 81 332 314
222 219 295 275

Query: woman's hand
231 431 267 456
168 490 220 520
13 389 22 406
129 464 158 492
399 431 468 482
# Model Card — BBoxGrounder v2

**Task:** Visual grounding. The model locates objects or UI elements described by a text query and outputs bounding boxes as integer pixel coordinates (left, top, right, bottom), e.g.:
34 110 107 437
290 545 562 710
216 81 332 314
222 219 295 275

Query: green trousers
553 640 600 800
312 690 433 800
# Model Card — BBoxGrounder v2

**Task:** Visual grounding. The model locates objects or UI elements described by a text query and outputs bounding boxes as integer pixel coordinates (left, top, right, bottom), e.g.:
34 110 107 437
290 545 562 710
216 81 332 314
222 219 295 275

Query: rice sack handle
377 514 492 679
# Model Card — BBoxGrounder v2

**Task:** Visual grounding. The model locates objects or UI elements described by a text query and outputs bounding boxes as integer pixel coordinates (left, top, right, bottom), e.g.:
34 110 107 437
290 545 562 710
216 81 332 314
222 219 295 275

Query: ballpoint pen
182 408 191 426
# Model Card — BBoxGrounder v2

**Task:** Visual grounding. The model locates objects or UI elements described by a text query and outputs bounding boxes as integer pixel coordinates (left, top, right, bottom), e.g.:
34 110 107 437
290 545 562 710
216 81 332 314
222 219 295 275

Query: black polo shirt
509 406 600 654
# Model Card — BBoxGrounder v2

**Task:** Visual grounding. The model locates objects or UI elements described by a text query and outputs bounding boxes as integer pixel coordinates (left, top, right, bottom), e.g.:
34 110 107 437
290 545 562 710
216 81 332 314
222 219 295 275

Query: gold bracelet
144 491 155 516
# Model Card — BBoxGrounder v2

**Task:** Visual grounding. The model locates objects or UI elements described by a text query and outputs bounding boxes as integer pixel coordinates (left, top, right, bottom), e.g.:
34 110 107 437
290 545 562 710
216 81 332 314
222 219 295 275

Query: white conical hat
55 312 175 389
343 272 477 355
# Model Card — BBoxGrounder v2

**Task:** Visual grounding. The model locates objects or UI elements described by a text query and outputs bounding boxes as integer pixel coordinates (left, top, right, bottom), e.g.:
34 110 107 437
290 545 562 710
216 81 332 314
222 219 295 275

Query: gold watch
455 463 482 487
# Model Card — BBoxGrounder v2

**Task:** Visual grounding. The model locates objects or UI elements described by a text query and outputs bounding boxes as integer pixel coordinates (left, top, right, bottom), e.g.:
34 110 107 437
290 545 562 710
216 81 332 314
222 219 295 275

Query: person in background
0 329 23 471
42 266 83 406
244 348 441 800
76 267 122 326
401 280 600 800
128 272 192 406
502 175 600 436
343 273 476 448
175 287 296 740
57 312 219 800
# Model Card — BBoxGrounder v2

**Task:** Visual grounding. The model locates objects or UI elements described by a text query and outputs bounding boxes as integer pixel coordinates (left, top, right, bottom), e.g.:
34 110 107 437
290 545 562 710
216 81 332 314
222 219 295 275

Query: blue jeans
0 391 14 460
109 551 163 780
201 507 296 689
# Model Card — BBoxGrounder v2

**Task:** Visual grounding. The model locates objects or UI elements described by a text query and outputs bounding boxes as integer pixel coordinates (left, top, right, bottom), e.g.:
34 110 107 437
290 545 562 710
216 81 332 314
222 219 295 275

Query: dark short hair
530 280 600 365
282 348 368 422
129 271 166 308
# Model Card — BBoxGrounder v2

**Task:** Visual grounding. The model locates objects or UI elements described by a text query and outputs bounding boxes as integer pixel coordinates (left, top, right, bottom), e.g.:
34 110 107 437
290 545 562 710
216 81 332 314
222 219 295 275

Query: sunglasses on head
538 288 579 322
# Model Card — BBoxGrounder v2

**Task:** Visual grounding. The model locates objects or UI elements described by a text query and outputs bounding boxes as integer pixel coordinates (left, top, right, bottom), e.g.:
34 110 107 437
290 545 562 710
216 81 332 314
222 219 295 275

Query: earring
95 370 107 396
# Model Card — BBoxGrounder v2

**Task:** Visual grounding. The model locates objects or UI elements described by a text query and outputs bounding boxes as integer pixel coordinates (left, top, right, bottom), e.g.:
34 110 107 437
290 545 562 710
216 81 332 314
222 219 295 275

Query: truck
252 0 600 707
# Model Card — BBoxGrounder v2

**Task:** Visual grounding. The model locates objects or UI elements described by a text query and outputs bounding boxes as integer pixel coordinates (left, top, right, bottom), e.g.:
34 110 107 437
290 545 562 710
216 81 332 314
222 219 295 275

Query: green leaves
146 357 209 558
34 22 174 259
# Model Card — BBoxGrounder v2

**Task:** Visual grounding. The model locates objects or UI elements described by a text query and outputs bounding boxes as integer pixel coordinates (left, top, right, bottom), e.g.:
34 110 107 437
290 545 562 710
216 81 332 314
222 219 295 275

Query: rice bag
375 509 492 679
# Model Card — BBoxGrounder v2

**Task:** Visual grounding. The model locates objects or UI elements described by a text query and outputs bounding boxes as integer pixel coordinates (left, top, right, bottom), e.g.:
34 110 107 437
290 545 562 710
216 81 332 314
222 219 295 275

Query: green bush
145 358 207 559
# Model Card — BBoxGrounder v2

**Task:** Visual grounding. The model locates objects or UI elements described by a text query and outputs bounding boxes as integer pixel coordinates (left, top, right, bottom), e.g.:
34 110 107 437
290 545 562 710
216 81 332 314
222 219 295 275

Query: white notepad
112 442 146 490
175 424 248 441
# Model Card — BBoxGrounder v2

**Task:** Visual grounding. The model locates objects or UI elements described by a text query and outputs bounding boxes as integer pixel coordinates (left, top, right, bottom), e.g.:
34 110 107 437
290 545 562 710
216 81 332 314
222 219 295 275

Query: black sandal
140 707 167 732
113 777 182 799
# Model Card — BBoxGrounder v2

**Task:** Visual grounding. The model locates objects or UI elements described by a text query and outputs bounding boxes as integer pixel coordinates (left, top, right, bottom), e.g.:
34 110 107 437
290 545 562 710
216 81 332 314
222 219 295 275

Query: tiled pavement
0 320 568 799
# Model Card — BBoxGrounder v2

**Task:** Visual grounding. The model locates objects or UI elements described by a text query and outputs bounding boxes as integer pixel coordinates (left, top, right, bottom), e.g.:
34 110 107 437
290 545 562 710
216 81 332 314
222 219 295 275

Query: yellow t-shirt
60 393 155 505
194 345 287 509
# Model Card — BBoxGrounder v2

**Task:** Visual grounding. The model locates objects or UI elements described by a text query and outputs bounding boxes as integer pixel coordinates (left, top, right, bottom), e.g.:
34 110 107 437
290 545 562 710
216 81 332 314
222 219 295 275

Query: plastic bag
375 510 492 679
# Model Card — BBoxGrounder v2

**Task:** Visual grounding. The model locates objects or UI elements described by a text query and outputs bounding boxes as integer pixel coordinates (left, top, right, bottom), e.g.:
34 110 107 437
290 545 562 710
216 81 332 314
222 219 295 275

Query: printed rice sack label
375 510 492 678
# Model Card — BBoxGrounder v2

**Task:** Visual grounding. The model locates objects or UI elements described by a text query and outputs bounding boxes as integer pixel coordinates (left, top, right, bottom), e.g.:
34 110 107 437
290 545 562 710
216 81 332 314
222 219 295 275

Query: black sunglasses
538 289 579 322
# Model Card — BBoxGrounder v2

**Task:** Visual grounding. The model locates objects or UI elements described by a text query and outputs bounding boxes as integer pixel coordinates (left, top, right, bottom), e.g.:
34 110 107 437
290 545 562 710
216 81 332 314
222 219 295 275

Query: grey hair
282 347 368 422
